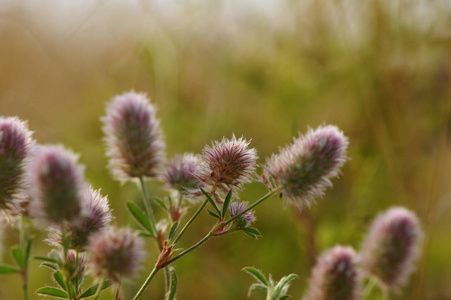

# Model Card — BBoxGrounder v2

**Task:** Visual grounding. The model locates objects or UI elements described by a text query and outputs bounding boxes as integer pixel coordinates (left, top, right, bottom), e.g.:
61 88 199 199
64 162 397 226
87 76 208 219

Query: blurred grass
0 0 450 299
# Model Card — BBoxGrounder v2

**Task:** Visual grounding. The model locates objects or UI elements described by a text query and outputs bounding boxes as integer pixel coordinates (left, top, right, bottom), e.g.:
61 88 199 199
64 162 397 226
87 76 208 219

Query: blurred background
0 0 450 299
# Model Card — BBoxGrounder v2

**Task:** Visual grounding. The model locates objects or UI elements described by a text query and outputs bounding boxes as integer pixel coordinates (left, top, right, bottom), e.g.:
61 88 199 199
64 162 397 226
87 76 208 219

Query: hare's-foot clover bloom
194 135 257 193
87 227 145 282
28 145 88 225
102 91 165 183
47 187 113 251
304 246 362 300
164 153 204 193
229 201 256 228
263 125 348 207
0 117 34 212
360 207 422 291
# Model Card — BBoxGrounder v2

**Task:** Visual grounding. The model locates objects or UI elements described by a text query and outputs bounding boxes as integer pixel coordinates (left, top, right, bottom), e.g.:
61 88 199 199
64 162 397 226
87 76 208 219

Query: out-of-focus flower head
228 201 256 228
102 91 165 183
194 135 257 194
263 125 348 207
303 246 362 300
47 187 113 251
163 153 204 193
59 249 86 281
28 145 88 226
0 117 34 212
87 227 145 282
360 207 423 291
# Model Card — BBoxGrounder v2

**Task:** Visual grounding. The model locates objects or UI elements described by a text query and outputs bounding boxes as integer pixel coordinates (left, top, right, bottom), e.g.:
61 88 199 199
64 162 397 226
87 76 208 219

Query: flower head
228 201 256 228
47 187 113 251
194 135 257 193
0 117 34 212
102 91 166 183
360 207 423 290
28 145 88 225
304 246 362 300
87 227 145 282
60 249 86 280
163 153 204 193
263 125 348 207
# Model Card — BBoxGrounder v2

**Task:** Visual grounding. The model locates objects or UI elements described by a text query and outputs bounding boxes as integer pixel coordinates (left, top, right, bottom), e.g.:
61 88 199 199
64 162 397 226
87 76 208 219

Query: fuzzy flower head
87 227 145 282
194 135 257 193
0 117 34 212
102 91 166 183
47 187 113 251
228 201 256 228
304 246 362 300
164 153 204 193
60 249 86 281
360 207 423 290
28 145 88 225
263 125 348 207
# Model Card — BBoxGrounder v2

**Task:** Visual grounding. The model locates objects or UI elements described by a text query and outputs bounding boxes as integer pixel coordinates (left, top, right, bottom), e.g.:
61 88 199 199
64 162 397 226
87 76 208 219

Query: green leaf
41 262 58 271
242 267 268 286
34 256 59 264
207 209 220 219
138 231 153 238
53 271 66 290
200 188 220 215
168 222 179 241
154 197 168 210
277 274 298 289
25 238 33 268
80 281 112 298
221 190 232 218
243 230 258 239
165 267 178 300
0 264 20 274
126 202 155 236
11 246 22 268
248 283 267 297
242 227 262 237
36 287 68 298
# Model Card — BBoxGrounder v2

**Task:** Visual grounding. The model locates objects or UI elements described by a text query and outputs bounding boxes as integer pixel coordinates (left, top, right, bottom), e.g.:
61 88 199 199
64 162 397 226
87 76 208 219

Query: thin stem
138 176 157 235
164 267 170 295
165 232 213 266
132 266 160 300
363 277 377 298
114 278 122 300
93 278 105 300
382 285 390 300
19 216 28 300
172 199 208 245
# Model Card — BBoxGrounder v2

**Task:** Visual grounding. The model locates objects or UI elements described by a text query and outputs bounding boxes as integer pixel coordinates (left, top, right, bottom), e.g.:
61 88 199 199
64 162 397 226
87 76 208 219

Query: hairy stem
132 266 160 300
172 199 208 245
19 216 28 300
139 176 157 235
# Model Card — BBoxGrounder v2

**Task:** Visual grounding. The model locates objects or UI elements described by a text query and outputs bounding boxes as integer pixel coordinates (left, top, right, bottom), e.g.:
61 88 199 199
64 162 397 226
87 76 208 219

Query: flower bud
228 201 256 228
102 92 165 183
360 207 423 290
263 125 348 207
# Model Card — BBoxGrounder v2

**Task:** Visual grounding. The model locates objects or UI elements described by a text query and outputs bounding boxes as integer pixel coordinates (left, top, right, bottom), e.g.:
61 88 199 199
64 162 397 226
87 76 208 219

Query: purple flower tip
304 246 362 300
229 201 256 228
102 91 166 183
163 153 205 193
360 207 423 290
263 125 348 207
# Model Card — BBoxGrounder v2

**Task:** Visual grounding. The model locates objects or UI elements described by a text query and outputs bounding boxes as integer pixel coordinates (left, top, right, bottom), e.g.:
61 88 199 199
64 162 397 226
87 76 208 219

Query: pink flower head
87 227 145 282
304 246 362 300
28 145 88 225
0 117 34 212
360 207 423 290
163 153 204 193
102 91 165 183
263 125 348 207
228 201 256 228
194 135 257 193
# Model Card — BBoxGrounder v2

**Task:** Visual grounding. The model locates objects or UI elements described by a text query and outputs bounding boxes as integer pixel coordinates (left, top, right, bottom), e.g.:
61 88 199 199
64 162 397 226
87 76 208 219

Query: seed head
263 125 348 207
228 201 256 228
304 246 362 300
360 207 423 290
102 91 166 183
0 117 34 212
87 227 145 282
194 135 257 193
164 153 204 193
28 145 88 225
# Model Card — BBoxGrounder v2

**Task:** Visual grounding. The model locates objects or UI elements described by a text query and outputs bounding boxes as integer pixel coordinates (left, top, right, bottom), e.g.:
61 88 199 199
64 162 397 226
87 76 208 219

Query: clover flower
228 201 256 228
194 135 257 193
263 125 348 207
28 145 88 225
87 227 145 282
0 117 34 212
304 246 362 300
164 153 204 193
102 91 165 183
360 207 423 290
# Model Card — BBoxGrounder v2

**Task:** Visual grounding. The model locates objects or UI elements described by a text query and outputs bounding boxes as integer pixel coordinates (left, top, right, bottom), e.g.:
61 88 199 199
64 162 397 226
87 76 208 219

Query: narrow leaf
126 202 155 235
168 222 179 241
34 256 59 264
207 209 220 219
25 238 33 268
243 231 258 239
242 227 262 237
41 262 58 271
80 281 112 298
36 287 68 298
248 283 267 297
165 267 178 300
242 267 268 286
11 246 22 268
0 265 20 274
221 190 232 218
154 197 168 210
200 188 220 215
138 231 153 238
53 271 66 290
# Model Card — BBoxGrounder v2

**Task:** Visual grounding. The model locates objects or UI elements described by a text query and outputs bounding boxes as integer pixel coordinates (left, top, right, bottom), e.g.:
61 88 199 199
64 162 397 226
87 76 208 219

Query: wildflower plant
0 93 423 300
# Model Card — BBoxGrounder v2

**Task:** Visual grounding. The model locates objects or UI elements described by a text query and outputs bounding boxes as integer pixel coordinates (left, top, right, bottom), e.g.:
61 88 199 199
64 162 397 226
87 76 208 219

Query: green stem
93 278 105 300
114 278 122 300
138 176 157 235
172 199 208 245
19 216 28 300
363 277 377 297
132 266 160 300
165 232 213 266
